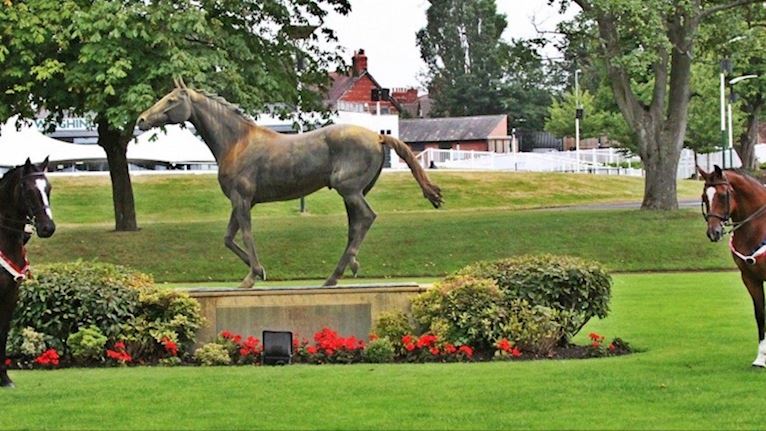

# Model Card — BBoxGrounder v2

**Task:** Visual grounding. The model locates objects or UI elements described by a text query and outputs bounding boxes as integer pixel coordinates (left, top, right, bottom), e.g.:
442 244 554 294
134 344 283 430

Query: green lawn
2 272 763 430
29 171 717 283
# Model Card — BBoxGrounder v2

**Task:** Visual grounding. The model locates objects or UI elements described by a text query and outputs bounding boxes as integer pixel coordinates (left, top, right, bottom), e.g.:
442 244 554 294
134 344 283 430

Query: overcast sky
323 0 578 90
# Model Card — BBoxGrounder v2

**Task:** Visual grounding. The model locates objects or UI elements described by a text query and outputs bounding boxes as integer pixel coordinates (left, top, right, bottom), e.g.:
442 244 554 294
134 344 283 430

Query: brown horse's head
698 165 735 242
137 78 193 131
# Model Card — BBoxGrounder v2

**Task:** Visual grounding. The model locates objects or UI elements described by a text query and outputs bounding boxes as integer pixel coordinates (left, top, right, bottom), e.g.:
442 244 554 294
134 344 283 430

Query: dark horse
137 79 442 288
699 165 766 367
0 158 55 387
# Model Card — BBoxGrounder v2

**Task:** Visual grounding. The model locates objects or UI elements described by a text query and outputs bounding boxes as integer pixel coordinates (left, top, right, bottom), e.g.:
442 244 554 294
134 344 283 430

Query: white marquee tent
0 117 215 168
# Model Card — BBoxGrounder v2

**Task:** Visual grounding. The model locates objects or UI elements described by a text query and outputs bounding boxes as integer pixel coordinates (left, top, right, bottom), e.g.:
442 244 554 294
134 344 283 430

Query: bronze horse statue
137 80 442 287
0 158 55 387
699 165 766 367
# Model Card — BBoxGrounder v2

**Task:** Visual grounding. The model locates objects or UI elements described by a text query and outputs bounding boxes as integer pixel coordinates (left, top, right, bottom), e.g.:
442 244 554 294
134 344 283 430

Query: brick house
325 49 402 116
399 115 511 153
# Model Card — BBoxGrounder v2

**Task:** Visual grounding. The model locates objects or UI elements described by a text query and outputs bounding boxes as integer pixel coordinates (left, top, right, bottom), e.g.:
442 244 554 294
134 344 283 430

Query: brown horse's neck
186 90 275 163
728 172 766 242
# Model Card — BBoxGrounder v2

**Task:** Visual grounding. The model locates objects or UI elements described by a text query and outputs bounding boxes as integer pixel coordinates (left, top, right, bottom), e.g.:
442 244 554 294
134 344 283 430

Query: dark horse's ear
23 157 31 174
41 156 49 172
714 165 723 177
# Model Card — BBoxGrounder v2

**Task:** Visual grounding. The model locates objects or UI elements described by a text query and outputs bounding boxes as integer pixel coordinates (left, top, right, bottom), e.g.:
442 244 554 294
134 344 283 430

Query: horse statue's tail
381 135 443 208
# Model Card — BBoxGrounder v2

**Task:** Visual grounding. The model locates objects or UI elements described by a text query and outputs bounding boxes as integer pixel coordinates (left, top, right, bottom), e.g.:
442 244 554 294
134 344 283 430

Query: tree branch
571 0 592 13
700 0 763 20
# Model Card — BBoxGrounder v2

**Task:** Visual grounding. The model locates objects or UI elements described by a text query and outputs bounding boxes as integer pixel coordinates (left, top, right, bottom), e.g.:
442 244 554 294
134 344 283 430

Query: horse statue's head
698 165 734 242
137 78 193 131
19 157 55 238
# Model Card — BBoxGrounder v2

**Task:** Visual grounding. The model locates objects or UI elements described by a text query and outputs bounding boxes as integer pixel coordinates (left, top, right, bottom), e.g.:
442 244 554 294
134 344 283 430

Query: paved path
548 198 698 211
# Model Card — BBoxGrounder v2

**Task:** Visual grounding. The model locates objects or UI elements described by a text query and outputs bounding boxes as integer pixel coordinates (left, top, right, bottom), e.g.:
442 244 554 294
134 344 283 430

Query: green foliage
119 288 204 361
194 343 232 366
545 88 627 141
412 275 505 349
417 0 510 116
372 312 413 344
457 254 612 341
8 327 48 358
67 326 107 363
13 262 145 346
501 300 564 355
362 337 396 364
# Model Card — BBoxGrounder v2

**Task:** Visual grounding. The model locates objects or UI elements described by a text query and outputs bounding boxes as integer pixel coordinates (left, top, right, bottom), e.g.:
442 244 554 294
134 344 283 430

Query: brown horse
699 165 766 367
0 158 56 387
137 80 442 288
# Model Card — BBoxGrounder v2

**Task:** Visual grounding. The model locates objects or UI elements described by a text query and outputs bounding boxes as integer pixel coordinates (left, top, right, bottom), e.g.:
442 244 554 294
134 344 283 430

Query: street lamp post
720 59 731 168
574 69 581 173
286 24 318 214
726 74 759 168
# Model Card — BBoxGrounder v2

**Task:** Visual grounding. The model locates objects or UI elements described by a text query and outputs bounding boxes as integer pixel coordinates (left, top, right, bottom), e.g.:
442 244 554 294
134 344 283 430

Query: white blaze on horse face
705 187 716 206
35 179 53 219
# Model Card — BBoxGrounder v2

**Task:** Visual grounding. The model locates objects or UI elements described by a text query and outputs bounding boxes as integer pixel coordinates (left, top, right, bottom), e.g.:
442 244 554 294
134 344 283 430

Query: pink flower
511 348 522 358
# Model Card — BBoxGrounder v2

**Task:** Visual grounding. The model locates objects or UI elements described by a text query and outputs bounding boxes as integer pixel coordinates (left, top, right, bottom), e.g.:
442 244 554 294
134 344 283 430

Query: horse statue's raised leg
741 274 766 367
324 192 376 287
229 194 266 289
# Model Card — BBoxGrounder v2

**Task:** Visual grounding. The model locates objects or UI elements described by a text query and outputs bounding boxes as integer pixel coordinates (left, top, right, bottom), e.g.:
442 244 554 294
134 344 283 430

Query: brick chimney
352 49 368 76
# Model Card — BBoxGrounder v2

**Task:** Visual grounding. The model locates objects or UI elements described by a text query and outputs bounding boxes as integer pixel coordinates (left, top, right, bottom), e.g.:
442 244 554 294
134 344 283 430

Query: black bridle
0 171 49 234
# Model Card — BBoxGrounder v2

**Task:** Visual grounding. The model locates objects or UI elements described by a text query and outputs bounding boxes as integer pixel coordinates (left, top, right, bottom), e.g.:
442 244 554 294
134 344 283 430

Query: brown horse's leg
324 193 376 287
231 196 265 288
224 209 251 266
742 274 766 367
0 284 17 387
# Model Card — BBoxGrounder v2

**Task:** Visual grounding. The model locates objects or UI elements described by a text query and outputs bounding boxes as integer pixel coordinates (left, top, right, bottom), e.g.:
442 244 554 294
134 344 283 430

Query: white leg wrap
753 339 766 367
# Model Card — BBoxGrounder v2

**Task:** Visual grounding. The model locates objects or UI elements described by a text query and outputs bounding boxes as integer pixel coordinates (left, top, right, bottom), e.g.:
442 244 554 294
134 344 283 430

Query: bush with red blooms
34 348 60 368
294 327 365 364
586 332 631 358
494 338 523 360
216 331 263 365
105 341 132 365
399 333 474 363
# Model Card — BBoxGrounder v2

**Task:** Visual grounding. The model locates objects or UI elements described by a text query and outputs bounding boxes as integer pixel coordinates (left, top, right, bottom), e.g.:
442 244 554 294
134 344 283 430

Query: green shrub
67 326 107 363
411 275 506 349
363 337 396 363
372 311 413 345
194 343 232 366
457 254 611 341
13 262 145 345
8 327 48 358
119 288 204 361
501 300 564 355
12 261 203 364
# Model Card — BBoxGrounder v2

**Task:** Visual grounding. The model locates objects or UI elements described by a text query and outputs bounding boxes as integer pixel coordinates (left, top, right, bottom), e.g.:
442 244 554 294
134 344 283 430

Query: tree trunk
735 99 762 171
97 118 138 231
640 139 681 210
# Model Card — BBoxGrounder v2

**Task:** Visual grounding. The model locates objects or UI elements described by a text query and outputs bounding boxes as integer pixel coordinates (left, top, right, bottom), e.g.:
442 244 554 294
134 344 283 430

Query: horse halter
701 180 732 224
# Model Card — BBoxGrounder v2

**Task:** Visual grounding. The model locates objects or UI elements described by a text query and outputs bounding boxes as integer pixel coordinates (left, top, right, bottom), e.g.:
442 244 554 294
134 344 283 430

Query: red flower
588 332 604 342
306 346 317 355
444 343 457 354
496 338 512 353
511 348 522 358
458 345 473 358
404 343 415 352
106 342 132 364
429 347 440 356
608 343 616 352
3 358 10 367
113 341 126 350
220 330 233 339
417 334 438 348
34 348 60 367
591 341 600 348
161 337 178 357
368 334 378 341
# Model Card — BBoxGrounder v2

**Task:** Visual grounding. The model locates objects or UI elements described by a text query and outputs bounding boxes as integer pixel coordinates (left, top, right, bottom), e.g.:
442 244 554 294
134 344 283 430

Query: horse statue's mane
194 89 258 126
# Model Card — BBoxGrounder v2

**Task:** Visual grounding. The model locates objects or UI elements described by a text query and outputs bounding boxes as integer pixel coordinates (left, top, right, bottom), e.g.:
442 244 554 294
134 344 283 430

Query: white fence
413 147 741 179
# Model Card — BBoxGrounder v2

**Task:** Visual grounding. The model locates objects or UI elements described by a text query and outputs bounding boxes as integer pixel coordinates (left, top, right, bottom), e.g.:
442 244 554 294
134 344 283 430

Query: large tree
416 0 510 117
0 0 349 230
558 0 763 210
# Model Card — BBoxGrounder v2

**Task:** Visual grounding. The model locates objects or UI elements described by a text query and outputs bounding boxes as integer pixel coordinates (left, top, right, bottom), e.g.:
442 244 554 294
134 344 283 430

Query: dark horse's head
137 78 193 131
8 158 56 238
698 165 734 242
